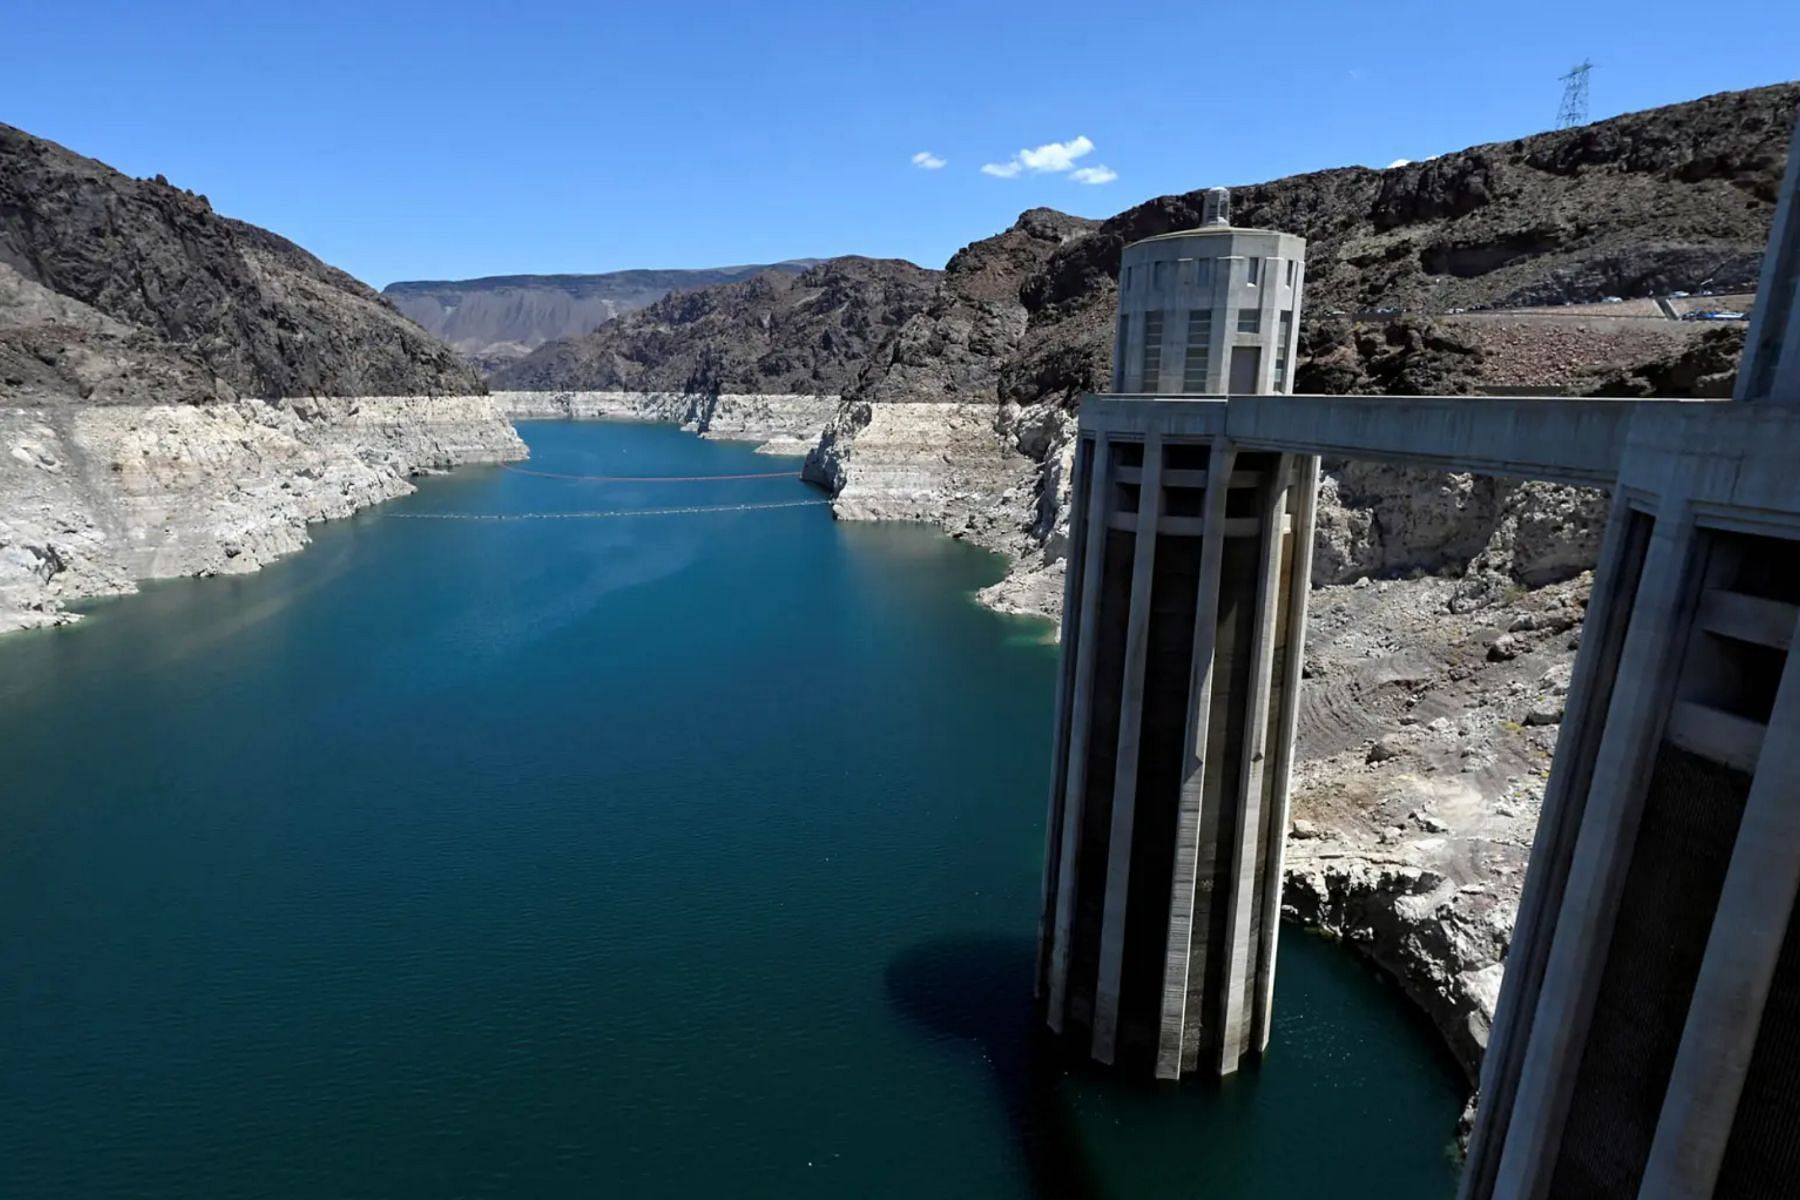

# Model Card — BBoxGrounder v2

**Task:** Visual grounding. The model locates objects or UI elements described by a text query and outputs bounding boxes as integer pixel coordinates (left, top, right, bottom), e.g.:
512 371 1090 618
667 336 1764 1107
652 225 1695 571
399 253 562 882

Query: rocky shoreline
0 394 523 632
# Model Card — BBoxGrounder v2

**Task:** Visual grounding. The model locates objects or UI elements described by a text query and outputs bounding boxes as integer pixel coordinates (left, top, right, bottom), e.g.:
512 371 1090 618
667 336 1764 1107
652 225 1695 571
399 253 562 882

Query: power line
1558 60 1594 129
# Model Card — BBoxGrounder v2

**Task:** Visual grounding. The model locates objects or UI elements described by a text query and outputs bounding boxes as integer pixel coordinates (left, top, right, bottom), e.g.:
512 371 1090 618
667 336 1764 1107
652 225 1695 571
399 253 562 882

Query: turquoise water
0 421 1463 1197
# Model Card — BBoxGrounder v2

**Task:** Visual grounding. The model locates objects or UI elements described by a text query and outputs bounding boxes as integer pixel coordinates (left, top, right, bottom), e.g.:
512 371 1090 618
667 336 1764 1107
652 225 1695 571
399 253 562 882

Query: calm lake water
0 420 1463 1197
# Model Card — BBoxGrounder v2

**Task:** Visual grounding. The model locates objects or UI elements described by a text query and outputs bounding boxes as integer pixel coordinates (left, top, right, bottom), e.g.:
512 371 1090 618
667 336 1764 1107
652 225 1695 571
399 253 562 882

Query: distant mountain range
488 257 944 393
382 263 822 371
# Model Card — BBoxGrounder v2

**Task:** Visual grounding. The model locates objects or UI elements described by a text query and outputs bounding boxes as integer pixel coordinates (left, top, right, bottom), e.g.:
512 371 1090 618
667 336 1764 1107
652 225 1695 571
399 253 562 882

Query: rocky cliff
0 123 523 632
384 261 820 371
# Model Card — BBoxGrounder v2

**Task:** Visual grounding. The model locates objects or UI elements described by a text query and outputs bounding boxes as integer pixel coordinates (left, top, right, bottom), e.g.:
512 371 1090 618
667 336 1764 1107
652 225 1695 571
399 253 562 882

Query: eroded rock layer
489 390 840 456
2 396 524 631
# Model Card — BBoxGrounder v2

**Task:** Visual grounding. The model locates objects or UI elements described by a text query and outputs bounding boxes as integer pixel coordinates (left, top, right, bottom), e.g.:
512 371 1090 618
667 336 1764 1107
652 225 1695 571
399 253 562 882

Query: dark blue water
0 421 1463 1197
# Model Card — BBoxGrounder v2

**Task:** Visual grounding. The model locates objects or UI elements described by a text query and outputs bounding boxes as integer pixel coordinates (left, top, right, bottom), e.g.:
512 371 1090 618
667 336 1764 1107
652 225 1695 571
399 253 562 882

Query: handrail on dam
1078 392 1725 488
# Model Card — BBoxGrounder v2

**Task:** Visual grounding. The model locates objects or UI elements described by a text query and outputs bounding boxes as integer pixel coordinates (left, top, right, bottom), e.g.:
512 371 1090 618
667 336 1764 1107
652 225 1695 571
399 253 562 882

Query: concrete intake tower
1036 189 1319 1078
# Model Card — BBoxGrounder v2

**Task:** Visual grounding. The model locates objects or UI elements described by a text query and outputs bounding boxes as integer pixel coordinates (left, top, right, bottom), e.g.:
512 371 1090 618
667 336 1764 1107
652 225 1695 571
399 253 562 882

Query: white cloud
982 135 1097 179
1385 158 1412 169
1018 136 1094 172
911 151 946 170
1070 165 1118 185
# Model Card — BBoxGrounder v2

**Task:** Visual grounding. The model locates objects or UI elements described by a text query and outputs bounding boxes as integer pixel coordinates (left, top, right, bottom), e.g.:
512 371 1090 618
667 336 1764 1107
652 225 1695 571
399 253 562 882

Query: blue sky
4 0 1797 288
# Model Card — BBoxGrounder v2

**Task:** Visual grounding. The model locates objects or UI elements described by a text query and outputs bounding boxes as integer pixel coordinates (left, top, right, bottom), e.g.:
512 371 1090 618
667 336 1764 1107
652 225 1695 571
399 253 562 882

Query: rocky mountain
849 208 1100 403
384 262 821 371
490 257 942 394
1003 82 1798 406
0 123 483 402
0 122 520 632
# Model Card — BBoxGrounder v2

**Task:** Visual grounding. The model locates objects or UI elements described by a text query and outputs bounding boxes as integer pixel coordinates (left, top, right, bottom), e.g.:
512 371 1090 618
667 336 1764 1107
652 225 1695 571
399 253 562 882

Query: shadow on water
884 934 1104 1200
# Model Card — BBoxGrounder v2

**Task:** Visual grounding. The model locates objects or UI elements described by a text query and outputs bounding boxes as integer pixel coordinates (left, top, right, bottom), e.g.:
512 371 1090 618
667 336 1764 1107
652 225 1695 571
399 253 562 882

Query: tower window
1195 259 1213 289
1183 310 1212 391
1237 306 1262 334
1286 259 1297 287
1152 261 1171 289
1141 311 1165 391
1245 257 1262 286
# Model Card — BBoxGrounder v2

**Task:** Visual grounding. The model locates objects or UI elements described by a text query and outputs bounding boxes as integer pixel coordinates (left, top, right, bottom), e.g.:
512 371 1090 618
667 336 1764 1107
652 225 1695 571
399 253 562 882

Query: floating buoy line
387 499 830 522
499 463 802 483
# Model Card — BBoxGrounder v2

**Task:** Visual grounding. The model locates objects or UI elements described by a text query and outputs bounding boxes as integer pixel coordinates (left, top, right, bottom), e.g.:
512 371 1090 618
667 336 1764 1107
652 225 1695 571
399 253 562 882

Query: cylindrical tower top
1110 214 1307 397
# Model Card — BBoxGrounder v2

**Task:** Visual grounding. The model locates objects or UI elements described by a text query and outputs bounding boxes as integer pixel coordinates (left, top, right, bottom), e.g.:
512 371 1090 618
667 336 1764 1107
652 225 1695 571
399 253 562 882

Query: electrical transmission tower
1558 60 1594 128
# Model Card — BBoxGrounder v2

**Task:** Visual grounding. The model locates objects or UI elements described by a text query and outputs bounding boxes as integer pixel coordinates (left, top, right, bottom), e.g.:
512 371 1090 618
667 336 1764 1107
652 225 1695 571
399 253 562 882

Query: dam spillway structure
1036 188 1319 1078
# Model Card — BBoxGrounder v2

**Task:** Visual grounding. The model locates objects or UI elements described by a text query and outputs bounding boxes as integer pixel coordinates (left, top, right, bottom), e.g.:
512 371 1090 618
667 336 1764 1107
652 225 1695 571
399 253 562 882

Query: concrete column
1255 264 1280 393
1461 492 1645 1197
1494 503 1704 1199
1047 434 1113 1031
1215 463 1290 1075
1121 315 1142 392
1092 435 1166 1063
1207 283 1230 395
1639 608 1800 1194
1154 310 1180 396
1251 453 1319 1052
1037 436 1096 1002
1156 438 1237 1079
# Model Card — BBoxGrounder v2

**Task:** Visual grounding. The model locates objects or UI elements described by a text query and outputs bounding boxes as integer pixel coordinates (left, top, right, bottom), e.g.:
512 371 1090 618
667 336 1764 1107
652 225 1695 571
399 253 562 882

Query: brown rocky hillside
1004 82 1797 405
0 122 481 405
848 208 1099 403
